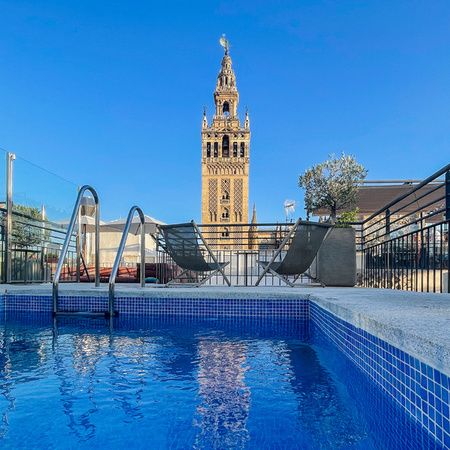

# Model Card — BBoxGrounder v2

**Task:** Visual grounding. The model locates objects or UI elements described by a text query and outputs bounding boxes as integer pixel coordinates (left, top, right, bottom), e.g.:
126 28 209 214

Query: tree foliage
298 153 367 221
336 208 359 228
11 205 44 248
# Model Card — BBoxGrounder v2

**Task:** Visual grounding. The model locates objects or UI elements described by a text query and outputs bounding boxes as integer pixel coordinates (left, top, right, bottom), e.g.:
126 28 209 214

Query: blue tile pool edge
0 293 449 448
310 302 450 449
0 294 310 318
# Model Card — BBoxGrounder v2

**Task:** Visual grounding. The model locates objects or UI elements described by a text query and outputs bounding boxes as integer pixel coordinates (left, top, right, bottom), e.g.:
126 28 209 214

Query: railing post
446 170 450 293
244 251 248 287
385 208 391 235
385 208 391 289
94 197 100 287
76 202 81 283
4 152 15 284
359 224 365 287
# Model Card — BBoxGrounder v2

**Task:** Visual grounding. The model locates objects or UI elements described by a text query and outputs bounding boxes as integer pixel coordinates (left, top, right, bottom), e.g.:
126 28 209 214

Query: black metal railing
356 165 449 293
155 222 315 286
0 208 78 283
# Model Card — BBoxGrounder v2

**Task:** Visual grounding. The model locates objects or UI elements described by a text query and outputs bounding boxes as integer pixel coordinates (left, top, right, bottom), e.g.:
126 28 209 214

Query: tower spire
214 36 238 119
251 204 257 224
249 204 258 250
202 107 208 128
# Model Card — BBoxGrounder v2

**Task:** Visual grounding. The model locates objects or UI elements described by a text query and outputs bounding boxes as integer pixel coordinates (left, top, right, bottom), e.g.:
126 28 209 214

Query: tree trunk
329 205 337 224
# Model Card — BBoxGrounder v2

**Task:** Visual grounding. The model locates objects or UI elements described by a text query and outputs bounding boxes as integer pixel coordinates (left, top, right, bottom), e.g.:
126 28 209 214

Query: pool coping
2 283 450 375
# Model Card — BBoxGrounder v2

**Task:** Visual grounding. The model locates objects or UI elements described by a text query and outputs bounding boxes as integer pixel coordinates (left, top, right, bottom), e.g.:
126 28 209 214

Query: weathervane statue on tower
219 34 230 54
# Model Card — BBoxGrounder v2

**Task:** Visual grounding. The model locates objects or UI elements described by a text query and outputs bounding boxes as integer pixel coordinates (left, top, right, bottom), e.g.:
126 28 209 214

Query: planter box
314 227 356 287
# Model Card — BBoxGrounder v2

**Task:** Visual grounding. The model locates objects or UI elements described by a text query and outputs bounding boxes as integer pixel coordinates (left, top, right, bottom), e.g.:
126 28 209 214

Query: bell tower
201 36 250 246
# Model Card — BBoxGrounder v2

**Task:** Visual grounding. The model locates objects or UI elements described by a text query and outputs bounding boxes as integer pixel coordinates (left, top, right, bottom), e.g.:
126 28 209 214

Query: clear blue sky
1 1 449 222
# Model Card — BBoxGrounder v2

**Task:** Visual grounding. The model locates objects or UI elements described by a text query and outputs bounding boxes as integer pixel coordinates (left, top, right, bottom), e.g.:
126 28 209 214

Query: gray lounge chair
255 218 332 287
158 221 231 286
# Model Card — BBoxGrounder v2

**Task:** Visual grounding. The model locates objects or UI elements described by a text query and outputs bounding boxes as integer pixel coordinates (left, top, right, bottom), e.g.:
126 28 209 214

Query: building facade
201 39 250 246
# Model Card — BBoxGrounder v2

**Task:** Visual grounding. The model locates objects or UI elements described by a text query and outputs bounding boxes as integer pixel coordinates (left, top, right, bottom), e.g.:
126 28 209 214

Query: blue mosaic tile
310 302 450 449
115 296 309 318
4 294 52 312
2 294 309 319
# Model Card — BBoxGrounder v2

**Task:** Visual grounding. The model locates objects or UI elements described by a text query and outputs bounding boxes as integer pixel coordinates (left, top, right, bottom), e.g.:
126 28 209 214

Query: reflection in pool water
0 315 439 449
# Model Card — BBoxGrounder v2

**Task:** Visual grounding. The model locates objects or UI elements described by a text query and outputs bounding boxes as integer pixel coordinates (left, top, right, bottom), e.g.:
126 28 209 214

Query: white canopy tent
56 216 106 232
100 215 164 235
57 212 165 265
99 215 164 265
101 244 157 257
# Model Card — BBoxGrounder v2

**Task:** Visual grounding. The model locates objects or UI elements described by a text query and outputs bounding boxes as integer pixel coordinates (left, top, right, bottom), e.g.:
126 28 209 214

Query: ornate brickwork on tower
201 37 250 246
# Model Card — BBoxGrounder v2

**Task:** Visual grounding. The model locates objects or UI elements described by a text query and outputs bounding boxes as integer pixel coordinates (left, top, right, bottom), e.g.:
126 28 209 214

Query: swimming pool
0 311 442 449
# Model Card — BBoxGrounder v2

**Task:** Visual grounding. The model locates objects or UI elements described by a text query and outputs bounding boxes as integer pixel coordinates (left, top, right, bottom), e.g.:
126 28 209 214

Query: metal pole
360 225 365 287
94 199 100 287
5 152 15 284
140 218 146 288
385 208 391 288
76 203 81 283
53 185 100 314
445 170 450 293
108 206 145 316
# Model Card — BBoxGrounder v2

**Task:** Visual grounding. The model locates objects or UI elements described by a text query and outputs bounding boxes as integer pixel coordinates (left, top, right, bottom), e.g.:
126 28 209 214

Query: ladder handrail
108 206 146 316
53 185 100 314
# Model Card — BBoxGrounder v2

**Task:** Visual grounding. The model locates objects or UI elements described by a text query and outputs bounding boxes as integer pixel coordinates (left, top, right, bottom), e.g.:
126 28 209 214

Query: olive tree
298 153 367 222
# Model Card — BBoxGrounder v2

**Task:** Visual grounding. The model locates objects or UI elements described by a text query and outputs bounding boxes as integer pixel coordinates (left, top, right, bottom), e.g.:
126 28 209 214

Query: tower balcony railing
204 156 247 162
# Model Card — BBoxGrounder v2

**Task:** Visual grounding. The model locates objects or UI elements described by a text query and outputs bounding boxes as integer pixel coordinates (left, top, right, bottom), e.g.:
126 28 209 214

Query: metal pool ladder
52 185 101 316
108 206 146 317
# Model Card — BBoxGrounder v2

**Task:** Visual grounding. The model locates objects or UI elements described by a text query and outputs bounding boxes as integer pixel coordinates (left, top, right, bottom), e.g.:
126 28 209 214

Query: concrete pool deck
2 283 450 374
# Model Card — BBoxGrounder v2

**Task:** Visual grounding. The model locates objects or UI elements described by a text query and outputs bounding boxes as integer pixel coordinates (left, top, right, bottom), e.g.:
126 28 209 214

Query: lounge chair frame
159 221 231 287
255 218 332 287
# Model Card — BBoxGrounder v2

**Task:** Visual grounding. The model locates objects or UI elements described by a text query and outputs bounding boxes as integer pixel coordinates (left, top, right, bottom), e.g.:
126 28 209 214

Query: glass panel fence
6 153 79 282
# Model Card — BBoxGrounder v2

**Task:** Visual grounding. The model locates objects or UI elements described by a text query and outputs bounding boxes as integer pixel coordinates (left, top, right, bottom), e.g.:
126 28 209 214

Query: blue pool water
0 314 440 449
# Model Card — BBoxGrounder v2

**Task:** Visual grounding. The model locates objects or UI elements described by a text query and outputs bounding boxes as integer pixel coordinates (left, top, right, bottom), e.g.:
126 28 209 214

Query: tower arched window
222 135 229 157
222 102 230 117
222 190 229 200
213 142 218 157
222 207 229 219
240 142 245 157
233 142 238 157
206 142 211 157
222 227 229 238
